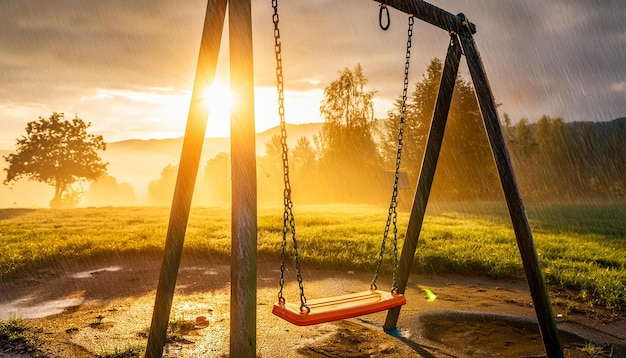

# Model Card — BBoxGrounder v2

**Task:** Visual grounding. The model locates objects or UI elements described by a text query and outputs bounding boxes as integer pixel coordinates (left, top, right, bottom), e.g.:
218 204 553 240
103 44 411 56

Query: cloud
0 0 206 98
258 0 626 122
423 0 626 122
91 88 189 105
0 0 624 149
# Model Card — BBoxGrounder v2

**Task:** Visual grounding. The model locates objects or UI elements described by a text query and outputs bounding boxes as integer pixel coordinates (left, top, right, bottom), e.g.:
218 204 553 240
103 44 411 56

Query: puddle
0 295 85 319
181 266 219 275
419 310 604 357
71 266 122 279
296 320 410 357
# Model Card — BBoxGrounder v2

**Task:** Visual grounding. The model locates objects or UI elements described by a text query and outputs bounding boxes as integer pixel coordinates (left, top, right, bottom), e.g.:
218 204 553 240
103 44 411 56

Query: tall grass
0 203 624 307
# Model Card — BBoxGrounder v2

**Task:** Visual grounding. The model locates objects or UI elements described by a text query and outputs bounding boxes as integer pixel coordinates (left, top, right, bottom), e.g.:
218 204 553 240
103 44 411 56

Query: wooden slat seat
272 289 406 326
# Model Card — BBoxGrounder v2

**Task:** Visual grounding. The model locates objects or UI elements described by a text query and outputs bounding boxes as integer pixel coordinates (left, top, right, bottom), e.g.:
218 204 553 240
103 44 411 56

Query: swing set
144 0 564 357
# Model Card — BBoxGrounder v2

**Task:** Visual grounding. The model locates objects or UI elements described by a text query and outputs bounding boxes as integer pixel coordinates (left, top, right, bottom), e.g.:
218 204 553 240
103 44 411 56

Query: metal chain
272 0 308 312
371 15 414 292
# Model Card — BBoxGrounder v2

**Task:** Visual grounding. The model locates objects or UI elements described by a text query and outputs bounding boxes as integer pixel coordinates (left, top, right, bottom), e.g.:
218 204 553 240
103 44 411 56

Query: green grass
0 202 624 308
95 344 143 358
417 202 626 307
0 318 41 355
581 342 615 357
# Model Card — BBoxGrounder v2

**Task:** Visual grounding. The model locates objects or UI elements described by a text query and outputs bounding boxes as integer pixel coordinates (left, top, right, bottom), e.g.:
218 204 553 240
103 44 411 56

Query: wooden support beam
458 21 563 358
372 0 475 34
229 0 258 355
384 34 462 331
145 0 228 357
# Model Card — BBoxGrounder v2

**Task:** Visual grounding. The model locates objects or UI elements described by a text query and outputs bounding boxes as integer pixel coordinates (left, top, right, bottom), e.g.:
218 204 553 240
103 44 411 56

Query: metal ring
379 4 390 31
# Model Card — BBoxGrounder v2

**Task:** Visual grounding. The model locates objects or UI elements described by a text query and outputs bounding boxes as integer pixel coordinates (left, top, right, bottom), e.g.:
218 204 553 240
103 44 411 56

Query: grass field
0 202 624 308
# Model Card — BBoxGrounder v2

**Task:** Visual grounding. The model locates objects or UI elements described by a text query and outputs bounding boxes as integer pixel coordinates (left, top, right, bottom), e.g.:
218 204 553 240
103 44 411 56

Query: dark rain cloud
0 0 206 101
435 0 626 122
265 0 626 122
0 0 624 140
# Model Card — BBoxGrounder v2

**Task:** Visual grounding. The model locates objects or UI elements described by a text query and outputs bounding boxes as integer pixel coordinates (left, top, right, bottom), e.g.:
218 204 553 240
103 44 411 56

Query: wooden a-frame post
145 0 257 357
375 1 563 357
228 0 257 355
145 0 561 356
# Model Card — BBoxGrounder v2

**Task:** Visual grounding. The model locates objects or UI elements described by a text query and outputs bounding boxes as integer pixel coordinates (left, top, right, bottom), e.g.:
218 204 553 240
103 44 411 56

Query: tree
204 152 231 205
264 134 283 161
382 59 499 200
291 136 318 202
506 116 541 199
86 175 136 206
3 112 108 208
513 118 535 160
382 58 441 180
534 115 551 153
576 122 596 168
502 113 513 143
147 164 178 206
320 64 375 130
602 121 626 197
256 135 284 205
317 64 383 202
435 75 498 200
292 136 316 174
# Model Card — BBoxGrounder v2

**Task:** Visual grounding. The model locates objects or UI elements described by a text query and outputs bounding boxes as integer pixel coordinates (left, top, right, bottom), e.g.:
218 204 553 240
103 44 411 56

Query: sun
203 80 235 136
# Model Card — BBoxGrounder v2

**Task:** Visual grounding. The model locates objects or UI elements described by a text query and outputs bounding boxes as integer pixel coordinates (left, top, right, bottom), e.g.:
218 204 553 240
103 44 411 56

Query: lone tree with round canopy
3 112 108 208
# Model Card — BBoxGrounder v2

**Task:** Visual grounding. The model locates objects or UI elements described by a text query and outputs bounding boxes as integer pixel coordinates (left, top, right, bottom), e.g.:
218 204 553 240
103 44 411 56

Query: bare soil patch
1 254 624 357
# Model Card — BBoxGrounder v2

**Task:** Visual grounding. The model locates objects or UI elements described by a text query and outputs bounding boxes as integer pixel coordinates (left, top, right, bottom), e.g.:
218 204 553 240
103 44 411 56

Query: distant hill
1 118 624 208
520 117 626 150
0 123 323 207
107 122 322 157
567 117 626 148
256 122 323 153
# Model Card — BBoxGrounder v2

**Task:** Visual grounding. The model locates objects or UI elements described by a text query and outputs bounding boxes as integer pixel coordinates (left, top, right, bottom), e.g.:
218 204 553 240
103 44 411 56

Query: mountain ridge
104 122 323 157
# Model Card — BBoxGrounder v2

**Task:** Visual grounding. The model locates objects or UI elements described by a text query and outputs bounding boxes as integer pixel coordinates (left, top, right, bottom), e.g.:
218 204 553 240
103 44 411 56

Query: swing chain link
272 0 308 312
371 15 414 292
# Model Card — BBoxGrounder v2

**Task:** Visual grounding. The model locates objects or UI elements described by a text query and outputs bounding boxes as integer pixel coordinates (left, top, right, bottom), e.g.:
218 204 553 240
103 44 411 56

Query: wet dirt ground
1 254 624 357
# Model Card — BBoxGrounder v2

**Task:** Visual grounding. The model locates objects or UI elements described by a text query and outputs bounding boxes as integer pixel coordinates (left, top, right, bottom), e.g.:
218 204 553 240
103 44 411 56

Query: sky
1 0 625 149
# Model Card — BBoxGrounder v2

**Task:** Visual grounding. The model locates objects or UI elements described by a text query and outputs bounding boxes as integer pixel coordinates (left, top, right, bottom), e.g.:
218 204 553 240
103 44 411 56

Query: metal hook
379 3 390 31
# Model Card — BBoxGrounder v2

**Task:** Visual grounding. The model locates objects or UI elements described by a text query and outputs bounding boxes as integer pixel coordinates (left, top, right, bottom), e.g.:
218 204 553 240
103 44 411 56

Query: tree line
504 114 626 200
149 61 625 206
4 61 625 208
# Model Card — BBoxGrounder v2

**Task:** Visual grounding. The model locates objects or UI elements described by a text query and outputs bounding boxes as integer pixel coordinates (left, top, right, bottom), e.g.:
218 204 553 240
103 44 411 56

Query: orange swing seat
272 289 406 326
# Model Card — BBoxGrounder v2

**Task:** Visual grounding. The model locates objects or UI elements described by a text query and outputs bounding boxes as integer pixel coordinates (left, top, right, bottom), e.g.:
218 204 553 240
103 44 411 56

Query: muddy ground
0 254 624 357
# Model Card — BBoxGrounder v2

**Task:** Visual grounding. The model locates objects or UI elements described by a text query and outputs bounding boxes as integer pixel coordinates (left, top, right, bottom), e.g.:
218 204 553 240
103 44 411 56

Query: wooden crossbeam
372 0 476 34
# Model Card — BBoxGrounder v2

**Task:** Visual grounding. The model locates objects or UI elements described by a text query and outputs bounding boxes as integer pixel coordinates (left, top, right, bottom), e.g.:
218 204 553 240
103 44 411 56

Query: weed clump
0 318 42 356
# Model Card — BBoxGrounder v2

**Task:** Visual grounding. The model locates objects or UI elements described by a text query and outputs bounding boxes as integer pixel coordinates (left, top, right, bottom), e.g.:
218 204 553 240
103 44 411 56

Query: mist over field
0 123 320 208
2 117 624 209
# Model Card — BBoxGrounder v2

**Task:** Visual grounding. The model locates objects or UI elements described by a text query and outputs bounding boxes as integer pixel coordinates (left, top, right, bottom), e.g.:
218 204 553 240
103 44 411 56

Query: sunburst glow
203 80 235 136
